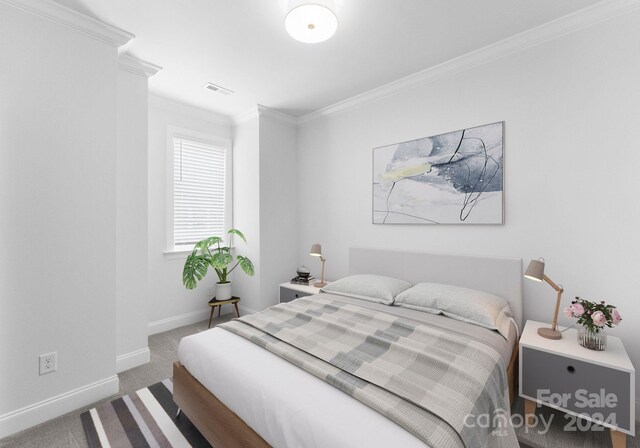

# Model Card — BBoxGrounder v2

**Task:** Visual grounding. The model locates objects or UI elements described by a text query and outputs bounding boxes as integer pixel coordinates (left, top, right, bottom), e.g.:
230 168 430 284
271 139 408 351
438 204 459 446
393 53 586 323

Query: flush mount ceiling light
285 4 338 43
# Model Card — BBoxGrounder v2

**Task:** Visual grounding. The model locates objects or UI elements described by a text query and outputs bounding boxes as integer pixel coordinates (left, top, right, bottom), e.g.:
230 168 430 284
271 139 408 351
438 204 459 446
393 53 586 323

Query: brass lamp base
538 327 562 340
313 281 327 288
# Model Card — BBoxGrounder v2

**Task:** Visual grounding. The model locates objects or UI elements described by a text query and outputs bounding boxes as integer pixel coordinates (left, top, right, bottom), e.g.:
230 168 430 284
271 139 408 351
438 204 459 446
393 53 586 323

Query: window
166 128 231 253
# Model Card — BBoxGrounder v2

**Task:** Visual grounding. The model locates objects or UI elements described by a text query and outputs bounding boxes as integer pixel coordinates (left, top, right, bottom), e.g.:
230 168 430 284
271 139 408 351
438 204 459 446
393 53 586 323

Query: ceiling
57 0 601 118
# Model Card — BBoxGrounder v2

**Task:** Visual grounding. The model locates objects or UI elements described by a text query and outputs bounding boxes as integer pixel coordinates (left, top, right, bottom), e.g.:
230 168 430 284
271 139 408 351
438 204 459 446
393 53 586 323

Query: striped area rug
81 379 211 448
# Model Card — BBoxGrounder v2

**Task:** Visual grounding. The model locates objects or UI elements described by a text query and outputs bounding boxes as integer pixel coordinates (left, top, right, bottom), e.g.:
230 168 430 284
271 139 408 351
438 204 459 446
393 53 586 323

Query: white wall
259 114 298 307
147 95 233 333
0 4 120 437
297 10 640 410
231 116 262 312
116 66 151 372
231 111 299 313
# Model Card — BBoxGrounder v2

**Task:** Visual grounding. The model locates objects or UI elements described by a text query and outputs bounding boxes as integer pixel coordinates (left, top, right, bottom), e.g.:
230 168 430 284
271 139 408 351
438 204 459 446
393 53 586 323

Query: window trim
164 126 232 256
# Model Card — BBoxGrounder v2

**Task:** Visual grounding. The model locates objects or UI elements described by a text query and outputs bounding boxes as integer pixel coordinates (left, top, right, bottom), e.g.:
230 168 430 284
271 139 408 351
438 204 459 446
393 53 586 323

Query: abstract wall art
373 122 504 224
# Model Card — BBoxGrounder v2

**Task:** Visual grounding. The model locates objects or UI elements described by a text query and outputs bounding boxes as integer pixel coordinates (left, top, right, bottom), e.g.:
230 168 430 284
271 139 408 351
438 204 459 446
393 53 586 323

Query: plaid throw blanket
219 297 517 448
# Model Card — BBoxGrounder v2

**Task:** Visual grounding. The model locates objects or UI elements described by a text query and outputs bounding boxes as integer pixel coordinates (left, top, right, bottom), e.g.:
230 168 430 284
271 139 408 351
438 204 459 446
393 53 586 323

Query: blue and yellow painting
373 122 503 224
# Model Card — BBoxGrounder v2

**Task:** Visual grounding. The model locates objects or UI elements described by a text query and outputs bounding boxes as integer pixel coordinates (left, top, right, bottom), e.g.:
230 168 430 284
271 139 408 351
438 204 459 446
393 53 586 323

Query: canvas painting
373 122 504 224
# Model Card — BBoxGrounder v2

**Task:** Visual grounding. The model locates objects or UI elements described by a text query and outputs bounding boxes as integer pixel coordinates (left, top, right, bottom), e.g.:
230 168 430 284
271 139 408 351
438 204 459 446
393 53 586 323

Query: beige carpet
514 397 639 448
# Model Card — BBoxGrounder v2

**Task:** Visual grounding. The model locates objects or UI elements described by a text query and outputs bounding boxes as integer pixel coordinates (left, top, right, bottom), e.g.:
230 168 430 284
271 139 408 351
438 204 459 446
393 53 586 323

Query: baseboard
147 308 210 335
0 375 119 439
147 305 260 337
239 305 258 315
116 347 150 373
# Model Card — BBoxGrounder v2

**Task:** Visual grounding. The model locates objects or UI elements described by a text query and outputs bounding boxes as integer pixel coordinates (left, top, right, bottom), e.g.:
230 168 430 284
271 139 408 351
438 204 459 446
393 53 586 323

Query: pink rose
591 311 606 327
612 309 622 325
563 306 574 319
571 303 585 317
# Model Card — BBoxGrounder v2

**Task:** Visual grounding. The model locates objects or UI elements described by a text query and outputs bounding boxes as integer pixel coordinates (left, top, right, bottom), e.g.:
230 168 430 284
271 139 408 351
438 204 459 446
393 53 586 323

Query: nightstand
279 282 327 303
520 320 635 448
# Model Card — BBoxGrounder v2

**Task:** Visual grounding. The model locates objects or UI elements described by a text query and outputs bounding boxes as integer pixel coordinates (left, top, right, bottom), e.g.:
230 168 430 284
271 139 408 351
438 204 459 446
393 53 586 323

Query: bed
174 248 523 448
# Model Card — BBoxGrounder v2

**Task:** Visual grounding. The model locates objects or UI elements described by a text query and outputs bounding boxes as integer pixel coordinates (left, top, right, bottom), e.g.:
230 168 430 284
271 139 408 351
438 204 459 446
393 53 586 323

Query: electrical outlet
39 352 57 375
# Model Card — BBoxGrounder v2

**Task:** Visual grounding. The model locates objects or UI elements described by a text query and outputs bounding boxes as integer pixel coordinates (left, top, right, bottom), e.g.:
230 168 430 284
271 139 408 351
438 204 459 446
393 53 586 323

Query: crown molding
118 53 162 78
257 105 298 126
232 107 260 126
148 93 233 127
298 0 640 125
1 0 134 47
232 105 297 126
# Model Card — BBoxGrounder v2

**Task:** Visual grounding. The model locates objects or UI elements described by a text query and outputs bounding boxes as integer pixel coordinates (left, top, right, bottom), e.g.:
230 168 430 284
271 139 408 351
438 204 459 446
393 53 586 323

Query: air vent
204 82 233 96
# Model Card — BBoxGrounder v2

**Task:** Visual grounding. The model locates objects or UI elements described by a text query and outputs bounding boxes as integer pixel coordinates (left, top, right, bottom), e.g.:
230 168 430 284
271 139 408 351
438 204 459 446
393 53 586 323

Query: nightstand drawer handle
567 365 575 374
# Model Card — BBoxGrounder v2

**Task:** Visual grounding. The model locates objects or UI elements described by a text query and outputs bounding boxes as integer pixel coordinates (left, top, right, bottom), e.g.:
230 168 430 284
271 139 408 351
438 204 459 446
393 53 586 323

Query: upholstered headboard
348 248 523 329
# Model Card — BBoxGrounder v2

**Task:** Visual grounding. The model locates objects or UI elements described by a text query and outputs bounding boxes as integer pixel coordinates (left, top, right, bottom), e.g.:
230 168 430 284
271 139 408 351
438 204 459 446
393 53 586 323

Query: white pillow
394 282 514 337
320 274 412 305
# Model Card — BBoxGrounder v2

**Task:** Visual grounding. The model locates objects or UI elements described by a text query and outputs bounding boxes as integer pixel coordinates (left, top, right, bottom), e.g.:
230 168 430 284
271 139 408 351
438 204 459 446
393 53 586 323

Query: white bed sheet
178 326 428 448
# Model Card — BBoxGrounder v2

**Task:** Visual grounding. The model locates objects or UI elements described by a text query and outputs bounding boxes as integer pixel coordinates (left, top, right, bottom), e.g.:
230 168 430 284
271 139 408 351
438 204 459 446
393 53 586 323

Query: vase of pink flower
564 297 622 351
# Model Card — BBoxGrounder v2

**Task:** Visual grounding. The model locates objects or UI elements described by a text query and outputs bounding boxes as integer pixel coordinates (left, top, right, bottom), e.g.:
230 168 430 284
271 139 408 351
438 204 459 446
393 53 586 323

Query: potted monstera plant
182 229 254 301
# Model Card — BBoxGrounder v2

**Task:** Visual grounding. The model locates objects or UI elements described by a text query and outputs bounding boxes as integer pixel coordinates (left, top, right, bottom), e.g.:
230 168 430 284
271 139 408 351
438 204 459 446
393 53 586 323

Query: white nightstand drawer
521 346 633 432
279 282 327 303
279 286 313 303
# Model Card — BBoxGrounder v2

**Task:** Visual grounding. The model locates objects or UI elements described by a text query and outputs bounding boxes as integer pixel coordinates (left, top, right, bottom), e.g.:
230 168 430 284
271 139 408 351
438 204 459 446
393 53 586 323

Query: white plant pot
216 282 232 301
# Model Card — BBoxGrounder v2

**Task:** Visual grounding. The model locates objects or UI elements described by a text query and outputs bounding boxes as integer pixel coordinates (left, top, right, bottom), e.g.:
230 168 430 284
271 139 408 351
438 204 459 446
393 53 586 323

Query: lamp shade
524 259 545 282
310 243 322 257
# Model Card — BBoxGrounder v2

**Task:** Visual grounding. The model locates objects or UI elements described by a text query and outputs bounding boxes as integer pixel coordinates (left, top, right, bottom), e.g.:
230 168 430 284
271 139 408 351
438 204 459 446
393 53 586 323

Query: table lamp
309 243 327 288
524 258 564 339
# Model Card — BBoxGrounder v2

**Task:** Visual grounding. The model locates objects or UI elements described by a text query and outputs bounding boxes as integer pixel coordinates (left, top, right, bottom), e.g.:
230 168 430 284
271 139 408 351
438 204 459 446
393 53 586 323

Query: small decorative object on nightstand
524 258 564 339
520 320 635 448
564 297 622 351
309 243 327 288
290 265 316 285
279 282 328 304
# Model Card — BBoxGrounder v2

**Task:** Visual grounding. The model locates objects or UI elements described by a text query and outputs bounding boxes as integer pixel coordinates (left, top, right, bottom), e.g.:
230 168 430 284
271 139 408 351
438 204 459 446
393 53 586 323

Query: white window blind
173 137 227 247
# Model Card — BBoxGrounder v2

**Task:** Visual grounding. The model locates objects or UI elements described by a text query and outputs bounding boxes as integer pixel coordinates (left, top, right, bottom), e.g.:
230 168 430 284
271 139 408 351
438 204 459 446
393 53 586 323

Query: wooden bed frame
173 249 523 447
173 361 270 447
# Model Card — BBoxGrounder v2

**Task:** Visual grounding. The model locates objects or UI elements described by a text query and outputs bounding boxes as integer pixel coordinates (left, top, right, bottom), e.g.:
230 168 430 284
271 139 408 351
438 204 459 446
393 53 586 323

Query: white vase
216 282 232 301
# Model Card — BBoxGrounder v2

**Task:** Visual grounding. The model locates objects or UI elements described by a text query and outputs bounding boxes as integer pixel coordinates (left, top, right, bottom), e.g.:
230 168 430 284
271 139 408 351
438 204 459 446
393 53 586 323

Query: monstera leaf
210 251 233 269
183 254 209 290
236 255 255 276
196 236 222 253
227 228 246 243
